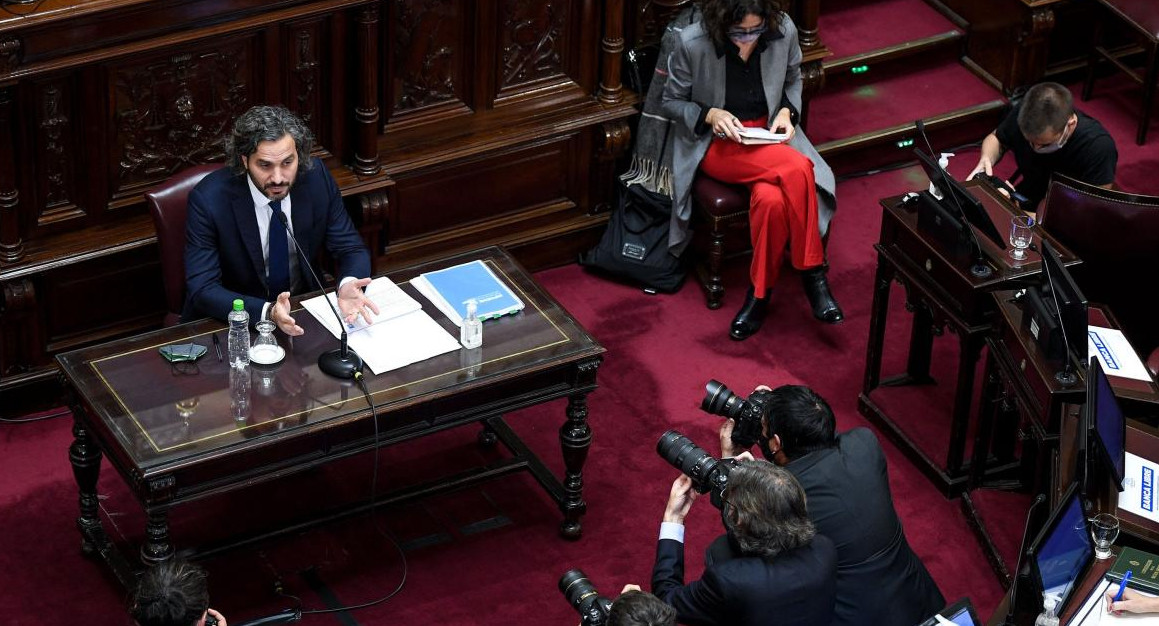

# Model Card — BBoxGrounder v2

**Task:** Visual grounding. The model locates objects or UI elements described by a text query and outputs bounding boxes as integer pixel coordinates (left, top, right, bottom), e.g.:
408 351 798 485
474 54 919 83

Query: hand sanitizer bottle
929 152 954 200
460 299 482 349
1034 593 1059 626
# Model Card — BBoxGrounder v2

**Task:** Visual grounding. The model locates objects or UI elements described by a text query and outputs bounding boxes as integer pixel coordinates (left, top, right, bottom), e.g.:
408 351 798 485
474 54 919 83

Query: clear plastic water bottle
227 299 250 368
460 299 482 349
229 365 250 422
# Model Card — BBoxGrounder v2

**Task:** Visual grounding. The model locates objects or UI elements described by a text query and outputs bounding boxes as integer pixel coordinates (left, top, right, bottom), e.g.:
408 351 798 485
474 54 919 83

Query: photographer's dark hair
700 0 784 49
723 460 815 559
766 385 836 460
130 560 209 626
226 105 315 175
609 590 677 626
1017 82 1074 137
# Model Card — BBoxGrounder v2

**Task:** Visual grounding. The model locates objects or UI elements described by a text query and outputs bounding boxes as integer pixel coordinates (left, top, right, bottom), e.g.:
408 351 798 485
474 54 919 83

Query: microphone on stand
272 210 364 380
1003 493 1047 626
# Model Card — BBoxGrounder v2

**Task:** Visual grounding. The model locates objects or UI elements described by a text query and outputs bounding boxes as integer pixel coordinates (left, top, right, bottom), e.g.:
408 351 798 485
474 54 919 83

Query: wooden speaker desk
56 246 605 588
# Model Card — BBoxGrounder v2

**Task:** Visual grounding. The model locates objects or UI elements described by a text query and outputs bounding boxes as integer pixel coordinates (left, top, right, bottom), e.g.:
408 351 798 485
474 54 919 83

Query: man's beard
249 172 292 200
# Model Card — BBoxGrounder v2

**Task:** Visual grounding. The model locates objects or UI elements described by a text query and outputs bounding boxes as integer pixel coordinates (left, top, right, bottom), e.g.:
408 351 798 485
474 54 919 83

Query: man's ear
772 434 782 450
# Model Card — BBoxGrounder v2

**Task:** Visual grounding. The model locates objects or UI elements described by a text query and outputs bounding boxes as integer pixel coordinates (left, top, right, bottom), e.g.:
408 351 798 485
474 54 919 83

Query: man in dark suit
720 385 945 626
650 460 837 626
184 105 378 335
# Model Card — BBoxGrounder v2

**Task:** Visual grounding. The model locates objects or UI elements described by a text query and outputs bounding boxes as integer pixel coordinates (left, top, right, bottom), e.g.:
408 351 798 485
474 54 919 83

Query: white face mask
1031 116 1076 154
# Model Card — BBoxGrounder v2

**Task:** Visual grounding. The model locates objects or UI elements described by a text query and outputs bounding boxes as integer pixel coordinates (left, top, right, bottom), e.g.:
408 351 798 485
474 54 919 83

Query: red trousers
699 118 825 296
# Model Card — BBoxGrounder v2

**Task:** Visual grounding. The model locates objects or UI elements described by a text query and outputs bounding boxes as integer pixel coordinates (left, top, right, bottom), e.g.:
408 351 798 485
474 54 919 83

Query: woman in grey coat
662 0 841 340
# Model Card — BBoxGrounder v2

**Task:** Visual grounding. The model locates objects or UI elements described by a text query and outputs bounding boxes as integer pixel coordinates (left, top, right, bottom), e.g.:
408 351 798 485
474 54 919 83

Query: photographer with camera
651 447 837 626
560 572 676 626
130 560 227 626
708 382 944 626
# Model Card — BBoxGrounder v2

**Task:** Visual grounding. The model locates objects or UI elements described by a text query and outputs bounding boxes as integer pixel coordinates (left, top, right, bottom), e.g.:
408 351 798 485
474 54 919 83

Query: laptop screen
1031 487 1094 612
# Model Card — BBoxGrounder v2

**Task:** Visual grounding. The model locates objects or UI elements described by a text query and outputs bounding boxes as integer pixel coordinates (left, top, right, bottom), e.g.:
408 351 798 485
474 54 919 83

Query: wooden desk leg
559 391 593 540
969 350 1002 489
947 334 985 477
68 418 105 557
881 300 937 387
142 509 174 565
862 250 895 393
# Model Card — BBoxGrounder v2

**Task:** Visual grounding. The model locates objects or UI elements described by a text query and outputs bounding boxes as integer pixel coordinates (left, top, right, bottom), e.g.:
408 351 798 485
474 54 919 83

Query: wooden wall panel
390 137 575 240
0 0 636 410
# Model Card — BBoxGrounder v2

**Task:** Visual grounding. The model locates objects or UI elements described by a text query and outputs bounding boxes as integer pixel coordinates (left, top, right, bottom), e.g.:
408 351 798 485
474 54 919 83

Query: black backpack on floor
579 180 685 293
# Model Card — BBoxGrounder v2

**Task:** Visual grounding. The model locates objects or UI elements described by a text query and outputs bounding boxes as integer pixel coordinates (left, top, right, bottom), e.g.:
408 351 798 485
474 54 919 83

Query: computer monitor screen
917 598 982 626
1088 357 1126 490
1028 483 1094 613
913 148 1006 250
1040 239 1088 364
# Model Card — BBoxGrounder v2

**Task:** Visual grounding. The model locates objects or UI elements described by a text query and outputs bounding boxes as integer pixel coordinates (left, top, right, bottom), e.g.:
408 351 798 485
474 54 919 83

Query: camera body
656 430 738 509
559 569 614 626
700 380 774 448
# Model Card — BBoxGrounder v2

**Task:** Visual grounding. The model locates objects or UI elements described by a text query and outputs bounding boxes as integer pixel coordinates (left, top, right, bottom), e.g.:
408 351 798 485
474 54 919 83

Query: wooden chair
691 174 752 309
1082 0 1159 145
1038 174 1159 374
145 164 223 326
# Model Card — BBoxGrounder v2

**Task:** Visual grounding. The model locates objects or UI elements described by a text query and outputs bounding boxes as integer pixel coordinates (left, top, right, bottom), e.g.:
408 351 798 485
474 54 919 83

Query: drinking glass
1090 513 1120 560
1009 215 1035 261
249 320 284 365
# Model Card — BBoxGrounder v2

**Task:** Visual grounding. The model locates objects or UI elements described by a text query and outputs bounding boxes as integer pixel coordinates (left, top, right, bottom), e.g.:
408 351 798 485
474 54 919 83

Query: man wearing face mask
967 82 1117 212
718 384 944 626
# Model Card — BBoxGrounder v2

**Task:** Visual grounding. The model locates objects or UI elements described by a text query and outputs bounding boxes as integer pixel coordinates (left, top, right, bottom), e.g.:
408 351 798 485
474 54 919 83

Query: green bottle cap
232 299 244 311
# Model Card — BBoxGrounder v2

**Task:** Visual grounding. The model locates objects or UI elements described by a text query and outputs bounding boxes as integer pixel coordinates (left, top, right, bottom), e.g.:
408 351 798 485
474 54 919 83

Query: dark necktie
267 200 291 297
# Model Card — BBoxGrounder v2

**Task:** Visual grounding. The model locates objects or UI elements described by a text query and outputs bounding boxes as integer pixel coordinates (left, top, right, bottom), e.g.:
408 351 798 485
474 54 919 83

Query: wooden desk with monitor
56 246 605 588
861 182 1078 496
966 293 1159 586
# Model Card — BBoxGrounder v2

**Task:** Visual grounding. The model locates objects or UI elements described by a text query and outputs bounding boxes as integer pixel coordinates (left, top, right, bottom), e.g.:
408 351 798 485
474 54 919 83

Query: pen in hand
212 333 223 362
1115 570 1132 603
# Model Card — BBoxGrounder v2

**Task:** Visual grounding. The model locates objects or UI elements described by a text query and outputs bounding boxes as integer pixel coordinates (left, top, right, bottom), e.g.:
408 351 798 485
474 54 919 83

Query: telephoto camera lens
656 430 736 509
701 379 745 418
559 569 612 626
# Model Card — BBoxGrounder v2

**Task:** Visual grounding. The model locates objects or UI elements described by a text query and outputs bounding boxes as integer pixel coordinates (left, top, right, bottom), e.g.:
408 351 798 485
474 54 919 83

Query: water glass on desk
1009 215 1035 261
1091 513 1120 560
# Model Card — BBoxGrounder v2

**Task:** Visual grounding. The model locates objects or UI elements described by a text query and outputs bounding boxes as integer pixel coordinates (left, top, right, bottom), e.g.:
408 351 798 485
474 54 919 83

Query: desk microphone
915 119 993 279
272 210 363 380
1003 493 1047 626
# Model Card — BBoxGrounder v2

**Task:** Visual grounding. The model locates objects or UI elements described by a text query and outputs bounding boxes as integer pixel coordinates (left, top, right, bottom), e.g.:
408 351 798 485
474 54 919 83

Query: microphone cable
296 370 409 618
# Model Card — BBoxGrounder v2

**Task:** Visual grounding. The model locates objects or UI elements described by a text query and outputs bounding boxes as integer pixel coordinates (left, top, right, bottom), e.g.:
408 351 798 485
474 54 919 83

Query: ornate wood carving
390 0 462 116
0 37 20 75
630 0 690 47
112 45 250 196
598 0 625 104
0 87 22 263
1 278 37 376
500 0 570 89
37 83 81 226
289 25 322 129
356 189 390 272
354 4 381 176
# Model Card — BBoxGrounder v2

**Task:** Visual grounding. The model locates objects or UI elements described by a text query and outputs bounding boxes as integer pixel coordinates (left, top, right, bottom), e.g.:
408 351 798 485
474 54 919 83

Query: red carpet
819 0 960 59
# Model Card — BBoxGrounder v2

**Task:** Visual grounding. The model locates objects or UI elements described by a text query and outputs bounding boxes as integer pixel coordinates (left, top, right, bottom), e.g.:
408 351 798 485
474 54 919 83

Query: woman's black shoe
801 267 843 324
730 289 769 341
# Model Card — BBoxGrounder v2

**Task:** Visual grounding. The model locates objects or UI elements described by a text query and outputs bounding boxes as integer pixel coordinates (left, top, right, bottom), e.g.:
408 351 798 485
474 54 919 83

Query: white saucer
249 344 285 365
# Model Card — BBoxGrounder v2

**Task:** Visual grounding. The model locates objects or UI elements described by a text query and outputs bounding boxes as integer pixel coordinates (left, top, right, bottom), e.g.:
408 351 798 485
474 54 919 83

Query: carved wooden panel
286 20 326 142
387 0 471 122
494 0 585 103
34 79 83 228
109 39 255 202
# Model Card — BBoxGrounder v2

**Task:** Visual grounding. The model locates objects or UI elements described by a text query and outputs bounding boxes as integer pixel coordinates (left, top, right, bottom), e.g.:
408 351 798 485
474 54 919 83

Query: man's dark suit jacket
652 533 836 626
788 427 945 626
183 158 370 324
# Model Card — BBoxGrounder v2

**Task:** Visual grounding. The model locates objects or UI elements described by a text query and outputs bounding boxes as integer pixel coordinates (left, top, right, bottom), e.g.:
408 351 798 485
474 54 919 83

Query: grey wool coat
660 14 837 254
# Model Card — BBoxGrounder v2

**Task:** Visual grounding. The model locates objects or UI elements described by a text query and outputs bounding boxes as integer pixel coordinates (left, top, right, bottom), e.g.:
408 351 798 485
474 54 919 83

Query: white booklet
301 278 460 374
302 277 422 338
736 127 789 145
1089 326 1154 383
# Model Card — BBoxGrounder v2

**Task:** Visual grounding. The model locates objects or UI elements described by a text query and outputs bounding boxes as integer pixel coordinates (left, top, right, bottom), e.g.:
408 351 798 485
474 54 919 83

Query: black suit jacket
183 158 370 323
652 533 837 626
788 428 945 626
